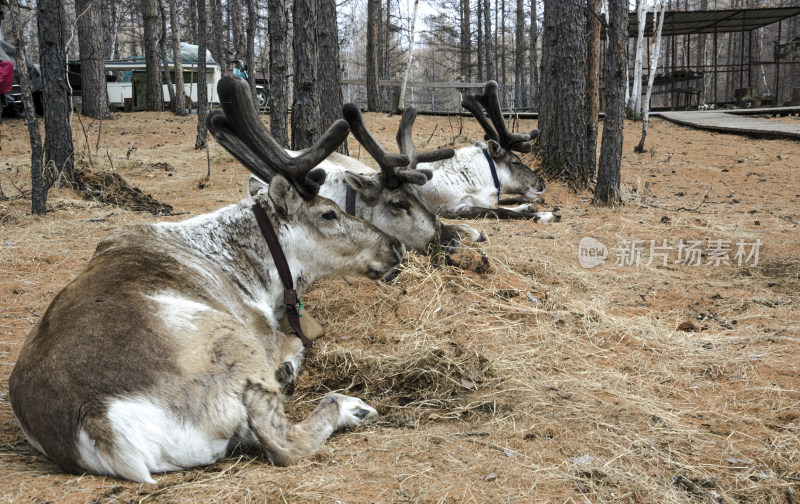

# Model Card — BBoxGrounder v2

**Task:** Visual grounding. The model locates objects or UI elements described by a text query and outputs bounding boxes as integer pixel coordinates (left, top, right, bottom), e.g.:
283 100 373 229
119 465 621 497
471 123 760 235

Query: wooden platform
652 107 800 140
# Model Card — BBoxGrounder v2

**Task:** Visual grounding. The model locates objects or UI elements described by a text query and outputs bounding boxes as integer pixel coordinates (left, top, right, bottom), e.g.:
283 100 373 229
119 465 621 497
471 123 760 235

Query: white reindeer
285 103 462 253
8 77 404 483
405 81 559 222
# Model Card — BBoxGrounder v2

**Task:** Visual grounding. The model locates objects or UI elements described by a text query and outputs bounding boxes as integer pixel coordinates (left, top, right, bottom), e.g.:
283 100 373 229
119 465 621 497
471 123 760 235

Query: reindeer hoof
330 394 379 430
276 361 296 395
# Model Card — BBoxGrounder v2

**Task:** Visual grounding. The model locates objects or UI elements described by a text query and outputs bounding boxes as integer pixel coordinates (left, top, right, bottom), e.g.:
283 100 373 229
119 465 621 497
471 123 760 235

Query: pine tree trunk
210 0 224 70
586 0 601 177
268 0 289 146
366 0 380 111
291 0 321 149
477 0 483 80
318 0 345 139
459 0 470 79
194 0 208 149
76 0 111 119
529 0 539 107
484 0 493 81
539 0 590 190
501 0 506 88
246 0 257 101
141 0 163 111
10 2 51 215
169 0 187 115
232 0 245 56
514 0 525 109
594 0 628 206
37 0 75 184
188 0 198 42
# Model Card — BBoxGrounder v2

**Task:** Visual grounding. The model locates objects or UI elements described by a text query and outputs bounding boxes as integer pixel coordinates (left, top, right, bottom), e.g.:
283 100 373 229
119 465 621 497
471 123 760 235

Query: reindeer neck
153 201 311 326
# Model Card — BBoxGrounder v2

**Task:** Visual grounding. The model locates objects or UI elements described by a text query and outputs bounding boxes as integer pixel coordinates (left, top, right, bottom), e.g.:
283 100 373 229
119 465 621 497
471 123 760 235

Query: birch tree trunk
626 0 646 120
157 0 176 109
169 0 186 115
594 0 628 205
635 2 666 153
267 0 289 146
398 0 418 111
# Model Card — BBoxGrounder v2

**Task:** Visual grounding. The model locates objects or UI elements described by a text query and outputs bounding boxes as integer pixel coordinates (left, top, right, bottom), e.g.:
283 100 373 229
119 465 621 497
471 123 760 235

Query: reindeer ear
267 175 303 218
248 175 269 199
343 171 381 200
487 140 506 160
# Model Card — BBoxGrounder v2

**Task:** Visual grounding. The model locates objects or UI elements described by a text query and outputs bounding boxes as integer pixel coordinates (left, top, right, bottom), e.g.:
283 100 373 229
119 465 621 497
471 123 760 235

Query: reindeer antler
462 80 532 154
342 103 432 188
208 76 349 200
396 107 455 171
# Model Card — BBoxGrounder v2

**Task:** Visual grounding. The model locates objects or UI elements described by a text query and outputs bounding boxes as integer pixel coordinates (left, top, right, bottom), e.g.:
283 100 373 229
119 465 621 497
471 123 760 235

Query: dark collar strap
252 203 313 348
482 149 501 204
344 182 356 216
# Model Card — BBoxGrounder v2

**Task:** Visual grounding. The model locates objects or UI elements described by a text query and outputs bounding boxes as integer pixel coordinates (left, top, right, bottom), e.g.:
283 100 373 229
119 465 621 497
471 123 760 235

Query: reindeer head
462 81 546 198
342 103 454 254
208 77 404 280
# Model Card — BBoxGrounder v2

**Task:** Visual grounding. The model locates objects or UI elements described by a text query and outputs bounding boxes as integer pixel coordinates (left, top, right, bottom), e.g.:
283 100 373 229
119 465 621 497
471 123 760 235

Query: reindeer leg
441 206 561 222
243 381 377 466
441 206 538 220
442 223 486 243
498 195 545 206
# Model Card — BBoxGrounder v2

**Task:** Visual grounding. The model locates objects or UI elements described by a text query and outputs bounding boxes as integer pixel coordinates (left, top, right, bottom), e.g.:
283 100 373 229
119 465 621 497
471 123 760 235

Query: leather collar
251 203 313 348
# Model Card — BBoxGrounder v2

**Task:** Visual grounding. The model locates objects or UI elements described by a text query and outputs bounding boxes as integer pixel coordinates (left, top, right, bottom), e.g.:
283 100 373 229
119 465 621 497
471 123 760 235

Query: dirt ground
0 109 798 503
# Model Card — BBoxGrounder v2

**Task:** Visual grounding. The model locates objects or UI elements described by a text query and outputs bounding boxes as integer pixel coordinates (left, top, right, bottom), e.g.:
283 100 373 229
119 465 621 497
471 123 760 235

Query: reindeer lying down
410 81 560 222
8 77 403 483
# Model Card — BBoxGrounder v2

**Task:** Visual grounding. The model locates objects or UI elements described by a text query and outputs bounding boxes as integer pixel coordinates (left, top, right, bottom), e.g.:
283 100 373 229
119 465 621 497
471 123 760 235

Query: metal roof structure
629 7 800 37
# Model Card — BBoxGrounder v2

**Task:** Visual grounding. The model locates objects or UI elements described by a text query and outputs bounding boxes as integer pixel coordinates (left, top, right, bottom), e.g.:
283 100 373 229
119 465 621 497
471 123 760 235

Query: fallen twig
426 122 438 144
677 187 711 212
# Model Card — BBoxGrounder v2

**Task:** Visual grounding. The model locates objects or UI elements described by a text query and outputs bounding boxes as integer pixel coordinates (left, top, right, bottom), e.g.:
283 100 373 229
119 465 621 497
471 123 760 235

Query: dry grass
0 111 798 503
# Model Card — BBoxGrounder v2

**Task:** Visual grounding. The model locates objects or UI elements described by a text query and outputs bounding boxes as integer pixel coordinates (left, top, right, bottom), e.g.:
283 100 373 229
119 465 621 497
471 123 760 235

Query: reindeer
263 103 481 251
407 81 559 222
8 77 404 483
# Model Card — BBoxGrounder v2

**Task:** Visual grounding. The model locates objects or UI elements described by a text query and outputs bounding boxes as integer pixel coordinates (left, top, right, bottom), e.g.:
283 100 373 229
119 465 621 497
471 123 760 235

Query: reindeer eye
389 201 408 212
321 210 337 221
